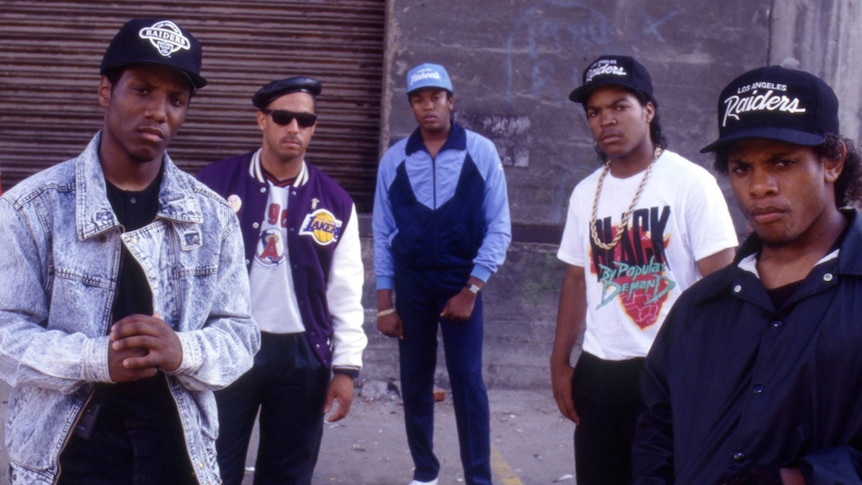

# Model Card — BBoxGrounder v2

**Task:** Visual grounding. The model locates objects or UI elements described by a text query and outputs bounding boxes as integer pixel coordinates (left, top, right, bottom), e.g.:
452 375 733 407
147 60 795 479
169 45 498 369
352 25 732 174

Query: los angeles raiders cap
569 55 655 105
701 65 839 153
100 18 207 93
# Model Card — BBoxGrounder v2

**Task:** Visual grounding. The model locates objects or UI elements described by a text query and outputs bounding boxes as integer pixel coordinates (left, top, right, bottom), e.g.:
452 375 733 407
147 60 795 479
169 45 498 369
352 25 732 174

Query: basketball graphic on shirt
299 209 343 246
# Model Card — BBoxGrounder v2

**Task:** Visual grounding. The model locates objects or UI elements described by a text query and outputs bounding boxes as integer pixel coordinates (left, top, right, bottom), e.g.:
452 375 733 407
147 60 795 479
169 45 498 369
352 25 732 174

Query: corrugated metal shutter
0 1 384 211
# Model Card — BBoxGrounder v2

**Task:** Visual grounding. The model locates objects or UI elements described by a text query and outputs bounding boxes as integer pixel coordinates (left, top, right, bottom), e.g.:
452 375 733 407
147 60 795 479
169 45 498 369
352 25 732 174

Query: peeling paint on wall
456 112 532 167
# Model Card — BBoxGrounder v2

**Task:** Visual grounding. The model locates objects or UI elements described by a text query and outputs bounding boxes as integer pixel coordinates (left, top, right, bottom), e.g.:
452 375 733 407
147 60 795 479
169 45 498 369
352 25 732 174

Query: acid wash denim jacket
0 133 260 485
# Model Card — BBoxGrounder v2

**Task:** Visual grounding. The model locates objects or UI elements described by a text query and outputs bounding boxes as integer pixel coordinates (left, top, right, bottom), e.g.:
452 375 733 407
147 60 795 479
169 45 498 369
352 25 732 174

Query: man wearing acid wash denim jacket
0 19 259 485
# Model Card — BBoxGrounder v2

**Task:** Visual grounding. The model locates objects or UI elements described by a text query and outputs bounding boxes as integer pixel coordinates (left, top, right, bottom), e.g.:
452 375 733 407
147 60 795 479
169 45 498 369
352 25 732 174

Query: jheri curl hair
713 133 862 207
591 90 668 162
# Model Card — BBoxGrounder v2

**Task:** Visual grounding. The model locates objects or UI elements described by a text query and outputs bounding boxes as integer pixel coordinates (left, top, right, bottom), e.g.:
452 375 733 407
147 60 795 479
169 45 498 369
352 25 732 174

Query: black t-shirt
99 169 176 420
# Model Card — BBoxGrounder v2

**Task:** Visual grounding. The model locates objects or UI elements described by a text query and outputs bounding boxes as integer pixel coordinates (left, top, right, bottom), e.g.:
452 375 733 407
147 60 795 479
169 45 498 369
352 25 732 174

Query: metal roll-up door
0 1 384 211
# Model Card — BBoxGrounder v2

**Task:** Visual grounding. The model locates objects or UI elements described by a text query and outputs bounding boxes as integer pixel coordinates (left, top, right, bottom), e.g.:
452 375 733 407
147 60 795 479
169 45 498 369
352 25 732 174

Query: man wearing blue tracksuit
372 62 511 485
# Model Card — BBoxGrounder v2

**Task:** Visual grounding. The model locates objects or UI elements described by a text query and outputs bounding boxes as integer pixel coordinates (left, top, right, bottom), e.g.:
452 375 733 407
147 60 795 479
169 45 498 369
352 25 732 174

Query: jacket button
771 320 783 328
732 451 746 462
823 273 834 282
260 187 266 193
733 284 742 293
252 222 260 229
753 384 764 393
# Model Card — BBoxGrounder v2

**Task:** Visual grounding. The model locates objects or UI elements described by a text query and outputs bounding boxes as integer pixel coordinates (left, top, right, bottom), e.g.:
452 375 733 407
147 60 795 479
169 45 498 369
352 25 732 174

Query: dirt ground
289 387 575 485
0 383 576 485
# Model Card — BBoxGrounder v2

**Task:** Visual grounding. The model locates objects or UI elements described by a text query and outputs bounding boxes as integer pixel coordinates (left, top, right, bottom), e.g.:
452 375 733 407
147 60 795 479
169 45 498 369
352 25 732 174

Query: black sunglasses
263 109 318 128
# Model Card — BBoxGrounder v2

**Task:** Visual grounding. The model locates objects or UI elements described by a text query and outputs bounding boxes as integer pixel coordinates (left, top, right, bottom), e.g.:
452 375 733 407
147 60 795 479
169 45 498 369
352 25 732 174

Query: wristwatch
466 283 481 294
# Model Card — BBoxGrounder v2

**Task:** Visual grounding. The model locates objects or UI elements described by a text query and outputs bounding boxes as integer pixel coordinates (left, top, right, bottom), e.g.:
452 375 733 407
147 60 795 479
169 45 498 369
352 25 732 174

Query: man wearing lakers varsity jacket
197 76 366 485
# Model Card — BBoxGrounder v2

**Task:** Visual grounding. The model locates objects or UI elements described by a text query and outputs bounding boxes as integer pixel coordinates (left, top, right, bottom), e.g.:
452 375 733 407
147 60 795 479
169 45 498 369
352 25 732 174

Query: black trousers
58 406 195 485
215 332 330 485
572 351 646 485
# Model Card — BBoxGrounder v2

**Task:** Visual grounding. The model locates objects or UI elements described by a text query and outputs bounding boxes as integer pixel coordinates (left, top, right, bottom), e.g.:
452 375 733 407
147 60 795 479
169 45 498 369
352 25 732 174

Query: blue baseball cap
406 63 453 95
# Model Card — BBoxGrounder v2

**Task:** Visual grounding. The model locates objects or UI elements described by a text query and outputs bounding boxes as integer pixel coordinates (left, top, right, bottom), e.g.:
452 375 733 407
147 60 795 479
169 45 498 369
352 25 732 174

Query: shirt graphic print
589 205 674 330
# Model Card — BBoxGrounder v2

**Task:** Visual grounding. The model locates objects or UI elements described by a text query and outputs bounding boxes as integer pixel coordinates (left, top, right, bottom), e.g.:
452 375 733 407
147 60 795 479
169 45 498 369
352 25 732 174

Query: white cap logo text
139 20 191 57
585 61 627 83
410 69 442 85
722 82 806 127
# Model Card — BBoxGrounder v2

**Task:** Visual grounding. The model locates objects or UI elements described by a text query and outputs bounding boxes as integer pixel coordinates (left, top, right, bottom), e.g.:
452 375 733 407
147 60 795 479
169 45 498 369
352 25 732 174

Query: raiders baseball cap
100 18 207 93
252 77 322 109
701 65 839 153
569 55 655 105
406 63 453 95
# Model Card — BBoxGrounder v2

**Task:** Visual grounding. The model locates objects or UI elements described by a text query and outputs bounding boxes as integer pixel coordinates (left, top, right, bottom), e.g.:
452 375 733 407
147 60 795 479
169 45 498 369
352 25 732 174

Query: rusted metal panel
0 1 384 211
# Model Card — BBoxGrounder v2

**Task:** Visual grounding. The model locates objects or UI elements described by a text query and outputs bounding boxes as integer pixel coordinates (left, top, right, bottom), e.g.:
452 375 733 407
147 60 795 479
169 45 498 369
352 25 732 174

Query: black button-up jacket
634 209 862 485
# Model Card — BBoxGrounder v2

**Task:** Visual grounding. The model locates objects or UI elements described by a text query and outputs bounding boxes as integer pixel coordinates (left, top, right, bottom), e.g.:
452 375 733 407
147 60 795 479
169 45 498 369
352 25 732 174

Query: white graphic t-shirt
249 183 305 334
557 150 738 360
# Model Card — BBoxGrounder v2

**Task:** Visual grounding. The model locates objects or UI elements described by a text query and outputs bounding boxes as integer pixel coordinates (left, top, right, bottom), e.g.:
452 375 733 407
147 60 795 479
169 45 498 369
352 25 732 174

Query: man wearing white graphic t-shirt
550 55 738 485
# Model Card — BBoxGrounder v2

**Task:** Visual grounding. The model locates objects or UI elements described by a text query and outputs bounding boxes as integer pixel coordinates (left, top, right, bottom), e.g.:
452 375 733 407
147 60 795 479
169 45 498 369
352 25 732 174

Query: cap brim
185 71 208 89
700 127 826 153
568 81 656 105
407 85 452 96
102 61 207 90
568 85 588 103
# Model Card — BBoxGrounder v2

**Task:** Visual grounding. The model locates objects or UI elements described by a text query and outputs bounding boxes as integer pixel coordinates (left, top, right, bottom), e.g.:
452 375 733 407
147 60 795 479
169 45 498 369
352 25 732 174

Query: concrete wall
769 0 862 143
359 0 862 390
383 0 774 228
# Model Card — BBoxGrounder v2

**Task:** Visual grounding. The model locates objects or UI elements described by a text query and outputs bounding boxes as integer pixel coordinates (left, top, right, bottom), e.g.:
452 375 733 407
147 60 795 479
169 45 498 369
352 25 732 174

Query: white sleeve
327 204 368 369
685 170 739 261
557 184 588 267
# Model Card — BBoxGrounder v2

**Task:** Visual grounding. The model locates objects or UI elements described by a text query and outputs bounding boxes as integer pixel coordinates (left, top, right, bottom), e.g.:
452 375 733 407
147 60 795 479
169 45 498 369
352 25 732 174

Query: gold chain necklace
589 146 663 251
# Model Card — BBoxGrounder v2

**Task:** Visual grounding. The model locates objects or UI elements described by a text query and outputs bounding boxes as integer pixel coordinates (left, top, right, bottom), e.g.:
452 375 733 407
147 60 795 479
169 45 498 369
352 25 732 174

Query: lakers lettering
299 209 343 246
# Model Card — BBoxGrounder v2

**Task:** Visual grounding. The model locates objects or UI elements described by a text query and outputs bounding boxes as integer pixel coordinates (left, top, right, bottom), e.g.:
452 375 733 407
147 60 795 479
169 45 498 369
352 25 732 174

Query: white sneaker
408 479 438 485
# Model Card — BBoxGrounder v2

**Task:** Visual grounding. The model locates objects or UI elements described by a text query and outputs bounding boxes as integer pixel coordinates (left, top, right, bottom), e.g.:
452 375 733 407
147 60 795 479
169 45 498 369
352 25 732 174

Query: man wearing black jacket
633 65 862 484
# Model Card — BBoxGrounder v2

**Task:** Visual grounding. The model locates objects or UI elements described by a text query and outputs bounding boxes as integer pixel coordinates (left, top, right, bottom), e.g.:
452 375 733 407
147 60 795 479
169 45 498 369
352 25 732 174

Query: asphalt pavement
0 382 575 485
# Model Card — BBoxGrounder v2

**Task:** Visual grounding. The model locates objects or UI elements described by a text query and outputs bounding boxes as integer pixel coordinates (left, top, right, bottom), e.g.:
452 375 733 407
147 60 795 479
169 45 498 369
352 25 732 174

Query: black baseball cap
100 18 207 93
701 65 839 153
569 55 655 105
252 77 322 110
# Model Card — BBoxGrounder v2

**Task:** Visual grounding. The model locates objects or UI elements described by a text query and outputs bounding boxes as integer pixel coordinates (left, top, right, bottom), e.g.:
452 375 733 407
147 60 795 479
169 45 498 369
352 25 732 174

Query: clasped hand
108 313 183 383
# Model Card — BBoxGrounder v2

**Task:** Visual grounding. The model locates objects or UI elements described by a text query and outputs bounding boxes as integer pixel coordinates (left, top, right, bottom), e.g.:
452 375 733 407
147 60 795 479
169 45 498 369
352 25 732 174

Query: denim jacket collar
76 132 204 241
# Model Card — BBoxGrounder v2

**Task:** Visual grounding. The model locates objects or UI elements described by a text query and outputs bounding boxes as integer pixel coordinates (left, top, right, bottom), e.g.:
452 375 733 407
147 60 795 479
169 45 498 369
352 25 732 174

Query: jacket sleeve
327 205 367 370
632 310 677 484
167 206 260 391
472 138 511 282
372 149 398 290
0 198 113 393
800 447 862 484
